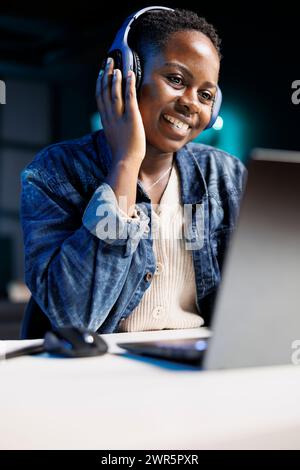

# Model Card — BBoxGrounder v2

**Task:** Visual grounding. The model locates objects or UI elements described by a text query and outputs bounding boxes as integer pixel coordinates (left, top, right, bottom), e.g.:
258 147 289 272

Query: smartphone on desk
117 337 209 366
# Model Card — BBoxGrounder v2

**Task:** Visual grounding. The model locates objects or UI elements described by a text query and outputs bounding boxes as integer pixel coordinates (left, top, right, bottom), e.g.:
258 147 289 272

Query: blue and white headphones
103 5 222 130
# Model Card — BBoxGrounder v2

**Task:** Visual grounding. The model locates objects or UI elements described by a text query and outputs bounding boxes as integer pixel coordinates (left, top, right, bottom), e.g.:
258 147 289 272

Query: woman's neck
139 145 174 177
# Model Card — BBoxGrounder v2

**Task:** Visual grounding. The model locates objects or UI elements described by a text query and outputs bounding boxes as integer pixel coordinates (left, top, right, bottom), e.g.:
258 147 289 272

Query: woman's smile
160 113 191 139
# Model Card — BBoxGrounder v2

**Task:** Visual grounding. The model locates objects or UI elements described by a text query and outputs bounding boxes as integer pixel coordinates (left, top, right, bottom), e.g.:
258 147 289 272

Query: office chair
20 296 52 339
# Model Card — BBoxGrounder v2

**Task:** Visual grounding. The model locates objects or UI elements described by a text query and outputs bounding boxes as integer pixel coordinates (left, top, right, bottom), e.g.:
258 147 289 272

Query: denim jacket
20 130 247 333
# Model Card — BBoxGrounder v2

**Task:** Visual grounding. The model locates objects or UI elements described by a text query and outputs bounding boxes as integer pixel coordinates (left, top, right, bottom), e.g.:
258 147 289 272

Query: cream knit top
118 161 204 333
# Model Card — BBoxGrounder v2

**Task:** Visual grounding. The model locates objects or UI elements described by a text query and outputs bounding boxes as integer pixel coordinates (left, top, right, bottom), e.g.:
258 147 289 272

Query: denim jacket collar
174 145 208 205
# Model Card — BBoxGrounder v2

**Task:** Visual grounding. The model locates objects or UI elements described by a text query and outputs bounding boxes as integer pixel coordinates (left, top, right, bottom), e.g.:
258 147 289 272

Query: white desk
1 327 300 450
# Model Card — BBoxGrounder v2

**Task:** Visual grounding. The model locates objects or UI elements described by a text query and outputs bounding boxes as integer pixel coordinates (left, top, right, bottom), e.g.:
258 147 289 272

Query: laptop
118 149 300 369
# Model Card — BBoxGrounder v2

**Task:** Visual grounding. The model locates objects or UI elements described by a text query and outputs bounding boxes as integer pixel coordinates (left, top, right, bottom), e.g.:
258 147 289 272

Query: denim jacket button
144 272 153 282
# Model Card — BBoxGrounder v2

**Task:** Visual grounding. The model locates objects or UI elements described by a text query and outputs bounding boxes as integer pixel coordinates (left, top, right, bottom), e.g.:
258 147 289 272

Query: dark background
1 1 299 150
0 0 299 335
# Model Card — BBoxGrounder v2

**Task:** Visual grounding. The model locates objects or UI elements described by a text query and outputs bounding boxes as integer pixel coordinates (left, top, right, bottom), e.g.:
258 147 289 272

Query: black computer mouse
43 327 108 358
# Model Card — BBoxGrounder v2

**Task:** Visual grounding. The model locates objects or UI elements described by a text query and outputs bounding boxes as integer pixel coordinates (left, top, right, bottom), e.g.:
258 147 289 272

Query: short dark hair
129 8 222 65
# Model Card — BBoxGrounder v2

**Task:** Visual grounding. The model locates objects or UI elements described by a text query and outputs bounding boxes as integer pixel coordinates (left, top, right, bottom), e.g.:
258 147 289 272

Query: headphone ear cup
132 51 142 92
204 86 222 130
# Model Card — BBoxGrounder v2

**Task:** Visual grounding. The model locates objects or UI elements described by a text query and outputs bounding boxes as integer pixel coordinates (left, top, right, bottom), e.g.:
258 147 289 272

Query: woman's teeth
163 114 189 131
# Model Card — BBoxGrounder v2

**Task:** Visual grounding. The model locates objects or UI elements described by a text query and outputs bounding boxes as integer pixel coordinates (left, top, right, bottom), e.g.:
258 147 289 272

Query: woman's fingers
95 71 106 124
95 65 108 126
111 69 124 116
95 69 104 98
101 57 114 110
96 58 125 119
125 71 138 116
95 57 115 128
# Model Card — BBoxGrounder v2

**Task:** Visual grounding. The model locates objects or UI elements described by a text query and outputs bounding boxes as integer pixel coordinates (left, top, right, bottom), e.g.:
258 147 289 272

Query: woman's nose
176 89 200 114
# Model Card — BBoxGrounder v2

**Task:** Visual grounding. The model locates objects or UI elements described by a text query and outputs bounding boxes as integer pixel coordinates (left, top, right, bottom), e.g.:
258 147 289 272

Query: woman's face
138 30 220 154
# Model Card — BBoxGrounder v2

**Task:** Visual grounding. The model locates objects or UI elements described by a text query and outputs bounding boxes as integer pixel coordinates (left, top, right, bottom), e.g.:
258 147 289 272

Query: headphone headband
112 6 174 45
108 6 174 78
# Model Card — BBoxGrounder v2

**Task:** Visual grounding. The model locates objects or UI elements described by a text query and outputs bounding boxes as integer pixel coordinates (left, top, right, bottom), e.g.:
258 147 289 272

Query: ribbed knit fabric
118 162 204 332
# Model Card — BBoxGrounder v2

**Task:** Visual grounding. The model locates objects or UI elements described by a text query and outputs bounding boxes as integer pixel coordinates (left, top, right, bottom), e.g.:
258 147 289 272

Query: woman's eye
199 91 213 101
167 76 184 86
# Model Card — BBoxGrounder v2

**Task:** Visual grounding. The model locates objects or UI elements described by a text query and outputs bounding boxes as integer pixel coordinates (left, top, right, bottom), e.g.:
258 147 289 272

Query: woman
21 7 246 336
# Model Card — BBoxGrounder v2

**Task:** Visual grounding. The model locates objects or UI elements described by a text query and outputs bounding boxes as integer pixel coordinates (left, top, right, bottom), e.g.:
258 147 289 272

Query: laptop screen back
204 149 300 369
